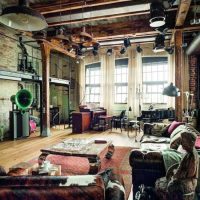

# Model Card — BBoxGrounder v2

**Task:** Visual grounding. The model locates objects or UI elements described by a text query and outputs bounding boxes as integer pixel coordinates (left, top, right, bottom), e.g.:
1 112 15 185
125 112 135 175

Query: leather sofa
0 172 125 200
129 121 200 199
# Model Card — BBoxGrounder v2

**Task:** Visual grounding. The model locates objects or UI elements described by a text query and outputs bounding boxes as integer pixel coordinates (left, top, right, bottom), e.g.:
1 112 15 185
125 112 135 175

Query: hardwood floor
0 126 141 171
0 126 140 200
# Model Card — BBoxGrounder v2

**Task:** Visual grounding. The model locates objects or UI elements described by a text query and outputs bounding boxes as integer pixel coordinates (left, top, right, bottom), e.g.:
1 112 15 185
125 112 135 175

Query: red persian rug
30 146 132 198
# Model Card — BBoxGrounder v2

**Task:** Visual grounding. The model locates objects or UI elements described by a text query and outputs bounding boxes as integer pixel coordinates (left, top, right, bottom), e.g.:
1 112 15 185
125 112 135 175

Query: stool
98 115 112 131
127 120 140 141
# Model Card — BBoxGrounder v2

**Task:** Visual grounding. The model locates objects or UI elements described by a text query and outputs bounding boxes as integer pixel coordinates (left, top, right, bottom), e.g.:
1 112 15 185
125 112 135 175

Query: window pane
142 58 168 104
85 63 100 103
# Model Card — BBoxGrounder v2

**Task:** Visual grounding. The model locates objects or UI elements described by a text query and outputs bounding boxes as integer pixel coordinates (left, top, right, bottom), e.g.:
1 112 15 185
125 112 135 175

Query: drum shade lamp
0 0 47 31
149 2 166 28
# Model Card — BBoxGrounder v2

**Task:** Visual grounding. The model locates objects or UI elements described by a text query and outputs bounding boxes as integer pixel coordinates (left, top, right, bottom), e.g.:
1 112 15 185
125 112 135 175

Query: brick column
189 55 198 108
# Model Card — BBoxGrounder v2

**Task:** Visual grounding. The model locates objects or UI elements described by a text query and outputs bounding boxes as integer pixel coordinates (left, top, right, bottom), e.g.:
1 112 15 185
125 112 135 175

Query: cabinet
72 112 91 133
138 109 175 123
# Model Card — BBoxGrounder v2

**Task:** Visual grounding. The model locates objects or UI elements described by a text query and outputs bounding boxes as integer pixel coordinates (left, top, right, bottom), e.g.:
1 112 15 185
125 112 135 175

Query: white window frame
85 62 101 103
142 57 168 104
114 58 128 104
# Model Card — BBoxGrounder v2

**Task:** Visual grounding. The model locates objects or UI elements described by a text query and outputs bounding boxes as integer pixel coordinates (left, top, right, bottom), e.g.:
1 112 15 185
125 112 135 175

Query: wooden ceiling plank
47 10 150 27
32 0 148 15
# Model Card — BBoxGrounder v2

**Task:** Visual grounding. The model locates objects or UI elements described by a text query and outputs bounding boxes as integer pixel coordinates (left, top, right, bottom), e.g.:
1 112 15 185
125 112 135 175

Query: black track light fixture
153 34 165 53
165 46 174 54
124 38 131 48
120 46 126 54
107 48 113 56
136 44 143 53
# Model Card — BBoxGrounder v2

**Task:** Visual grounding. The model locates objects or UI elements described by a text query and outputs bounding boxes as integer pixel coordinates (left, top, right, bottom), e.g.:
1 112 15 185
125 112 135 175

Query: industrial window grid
85 62 101 103
114 59 128 104
142 57 168 104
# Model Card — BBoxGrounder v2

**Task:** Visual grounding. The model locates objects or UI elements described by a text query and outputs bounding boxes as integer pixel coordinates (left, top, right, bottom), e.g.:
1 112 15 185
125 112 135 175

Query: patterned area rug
30 146 132 198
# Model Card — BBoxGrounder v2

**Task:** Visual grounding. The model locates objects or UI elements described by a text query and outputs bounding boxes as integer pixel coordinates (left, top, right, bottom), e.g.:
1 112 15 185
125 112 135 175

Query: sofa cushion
168 121 185 135
141 135 170 144
141 143 169 152
151 123 170 137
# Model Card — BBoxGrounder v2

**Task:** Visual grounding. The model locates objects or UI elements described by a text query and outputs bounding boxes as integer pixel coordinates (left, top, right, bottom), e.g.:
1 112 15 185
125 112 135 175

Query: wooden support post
40 42 51 136
174 30 183 121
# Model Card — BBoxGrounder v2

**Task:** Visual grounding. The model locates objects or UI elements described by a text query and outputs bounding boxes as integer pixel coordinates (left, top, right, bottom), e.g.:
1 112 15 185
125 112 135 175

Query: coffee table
38 139 115 174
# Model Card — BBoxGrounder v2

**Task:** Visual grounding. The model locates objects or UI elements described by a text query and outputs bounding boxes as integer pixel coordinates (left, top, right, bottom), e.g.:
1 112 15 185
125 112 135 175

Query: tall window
114 59 128 103
85 62 101 103
142 57 168 104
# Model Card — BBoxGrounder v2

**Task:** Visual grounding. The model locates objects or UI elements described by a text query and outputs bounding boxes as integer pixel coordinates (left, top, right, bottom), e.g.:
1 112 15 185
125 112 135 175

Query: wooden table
38 139 115 174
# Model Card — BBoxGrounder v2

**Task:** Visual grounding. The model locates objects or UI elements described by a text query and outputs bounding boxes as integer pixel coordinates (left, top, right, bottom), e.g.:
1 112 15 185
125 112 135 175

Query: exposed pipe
186 33 200 55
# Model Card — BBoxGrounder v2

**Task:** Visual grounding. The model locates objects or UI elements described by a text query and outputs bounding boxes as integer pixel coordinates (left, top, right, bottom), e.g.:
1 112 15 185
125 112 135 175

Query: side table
127 120 140 141
98 115 112 131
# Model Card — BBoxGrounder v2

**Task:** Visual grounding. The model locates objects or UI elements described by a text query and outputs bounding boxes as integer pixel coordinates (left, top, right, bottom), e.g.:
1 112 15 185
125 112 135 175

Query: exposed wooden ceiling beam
36 38 76 58
170 0 192 45
32 0 149 15
176 0 192 27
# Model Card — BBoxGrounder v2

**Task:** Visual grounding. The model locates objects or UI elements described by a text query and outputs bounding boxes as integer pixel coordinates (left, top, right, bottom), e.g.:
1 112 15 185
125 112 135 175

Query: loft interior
0 1 200 200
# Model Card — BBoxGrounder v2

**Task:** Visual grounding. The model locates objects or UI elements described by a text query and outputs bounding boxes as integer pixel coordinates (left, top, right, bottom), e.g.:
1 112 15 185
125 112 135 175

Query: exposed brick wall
189 55 198 108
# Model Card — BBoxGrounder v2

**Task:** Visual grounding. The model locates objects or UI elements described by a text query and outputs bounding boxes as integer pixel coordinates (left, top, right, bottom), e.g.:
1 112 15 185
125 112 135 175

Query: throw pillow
151 123 170 137
195 136 200 149
168 121 185 135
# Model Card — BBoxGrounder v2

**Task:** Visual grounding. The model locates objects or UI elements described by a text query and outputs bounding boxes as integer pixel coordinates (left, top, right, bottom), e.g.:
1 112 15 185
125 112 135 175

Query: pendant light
162 83 180 97
0 0 47 32
149 2 166 28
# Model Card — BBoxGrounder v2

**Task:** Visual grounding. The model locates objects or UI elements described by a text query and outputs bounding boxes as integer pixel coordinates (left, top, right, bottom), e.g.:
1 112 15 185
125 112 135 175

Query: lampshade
0 0 47 32
149 2 166 28
128 106 132 112
162 83 180 97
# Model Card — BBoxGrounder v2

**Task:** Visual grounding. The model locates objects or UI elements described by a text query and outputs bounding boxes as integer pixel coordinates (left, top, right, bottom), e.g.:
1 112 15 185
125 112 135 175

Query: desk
72 112 91 133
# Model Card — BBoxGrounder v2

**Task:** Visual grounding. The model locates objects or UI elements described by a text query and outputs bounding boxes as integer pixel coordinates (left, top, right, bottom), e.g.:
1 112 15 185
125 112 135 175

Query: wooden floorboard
0 126 141 200
0 126 141 171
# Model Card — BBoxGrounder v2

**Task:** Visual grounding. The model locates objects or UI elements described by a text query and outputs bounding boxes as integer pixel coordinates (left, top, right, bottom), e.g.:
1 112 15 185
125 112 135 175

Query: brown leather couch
129 122 200 199
0 173 125 200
